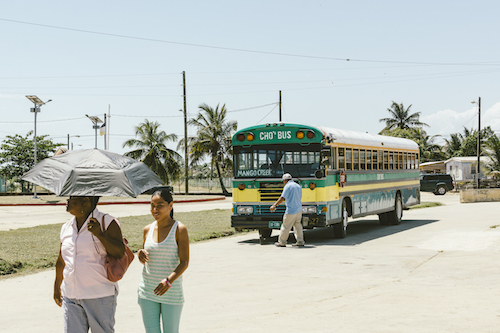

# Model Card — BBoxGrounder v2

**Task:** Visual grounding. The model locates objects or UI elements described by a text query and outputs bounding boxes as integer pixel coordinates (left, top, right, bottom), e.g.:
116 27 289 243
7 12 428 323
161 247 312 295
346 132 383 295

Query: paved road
0 197 232 231
2 192 500 332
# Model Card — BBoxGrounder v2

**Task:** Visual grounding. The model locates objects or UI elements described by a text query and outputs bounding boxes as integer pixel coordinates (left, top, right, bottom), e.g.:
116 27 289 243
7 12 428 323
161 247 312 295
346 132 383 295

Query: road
0 197 233 231
1 192 500 332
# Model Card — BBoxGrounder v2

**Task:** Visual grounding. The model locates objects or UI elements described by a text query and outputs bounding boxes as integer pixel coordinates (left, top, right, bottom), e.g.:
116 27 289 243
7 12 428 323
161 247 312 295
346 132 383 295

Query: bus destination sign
259 130 292 141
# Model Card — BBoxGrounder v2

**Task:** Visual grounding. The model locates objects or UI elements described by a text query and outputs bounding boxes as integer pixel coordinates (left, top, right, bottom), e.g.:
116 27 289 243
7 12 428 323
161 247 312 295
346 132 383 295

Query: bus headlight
237 206 253 214
302 206 316 214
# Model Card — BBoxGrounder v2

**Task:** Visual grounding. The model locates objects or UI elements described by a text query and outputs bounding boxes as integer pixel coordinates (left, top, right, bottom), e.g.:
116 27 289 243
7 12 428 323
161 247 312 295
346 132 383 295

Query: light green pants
138 297 183 333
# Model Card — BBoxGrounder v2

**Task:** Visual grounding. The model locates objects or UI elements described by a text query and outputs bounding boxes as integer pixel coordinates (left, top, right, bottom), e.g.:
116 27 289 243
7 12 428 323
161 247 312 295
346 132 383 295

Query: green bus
231 123 421 244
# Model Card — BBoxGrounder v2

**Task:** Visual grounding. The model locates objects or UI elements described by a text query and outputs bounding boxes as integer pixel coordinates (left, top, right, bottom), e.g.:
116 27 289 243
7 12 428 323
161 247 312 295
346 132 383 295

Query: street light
67 134 81 150
472 97 481 189
26 95 52 199
85 115 103 149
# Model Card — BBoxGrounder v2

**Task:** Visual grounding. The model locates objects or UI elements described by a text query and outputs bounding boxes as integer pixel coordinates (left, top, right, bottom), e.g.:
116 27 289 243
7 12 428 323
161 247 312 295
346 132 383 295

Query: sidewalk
0 196 232 231
0 194 226 206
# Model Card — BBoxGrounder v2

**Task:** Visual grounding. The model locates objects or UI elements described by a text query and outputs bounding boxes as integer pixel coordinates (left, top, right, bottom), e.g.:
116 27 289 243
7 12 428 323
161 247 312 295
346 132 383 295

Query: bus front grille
258 182 283 202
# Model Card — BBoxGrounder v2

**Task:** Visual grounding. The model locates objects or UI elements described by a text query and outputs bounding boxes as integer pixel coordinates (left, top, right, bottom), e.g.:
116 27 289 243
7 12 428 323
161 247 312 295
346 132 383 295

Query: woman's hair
152 188 174 218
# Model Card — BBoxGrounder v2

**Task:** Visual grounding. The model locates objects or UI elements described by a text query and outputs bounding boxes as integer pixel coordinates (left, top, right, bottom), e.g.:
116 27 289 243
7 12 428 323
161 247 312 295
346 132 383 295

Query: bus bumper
231 214 326 229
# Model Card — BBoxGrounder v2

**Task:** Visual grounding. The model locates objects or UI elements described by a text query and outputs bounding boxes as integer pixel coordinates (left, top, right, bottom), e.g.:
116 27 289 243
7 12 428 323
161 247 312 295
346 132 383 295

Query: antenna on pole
279 90 282 122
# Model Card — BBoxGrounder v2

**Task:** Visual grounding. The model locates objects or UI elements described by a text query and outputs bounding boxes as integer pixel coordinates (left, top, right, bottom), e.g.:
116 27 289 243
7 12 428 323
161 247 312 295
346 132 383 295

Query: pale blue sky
1 0 499 156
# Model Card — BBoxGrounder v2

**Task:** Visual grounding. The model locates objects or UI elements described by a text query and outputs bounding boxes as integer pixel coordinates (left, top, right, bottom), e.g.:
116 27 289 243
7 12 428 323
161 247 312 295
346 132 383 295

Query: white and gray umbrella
22 149 163 197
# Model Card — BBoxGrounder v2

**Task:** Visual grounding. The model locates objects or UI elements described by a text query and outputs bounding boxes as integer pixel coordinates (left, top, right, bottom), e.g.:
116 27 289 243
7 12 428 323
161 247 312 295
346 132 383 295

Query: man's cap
282 173 292 180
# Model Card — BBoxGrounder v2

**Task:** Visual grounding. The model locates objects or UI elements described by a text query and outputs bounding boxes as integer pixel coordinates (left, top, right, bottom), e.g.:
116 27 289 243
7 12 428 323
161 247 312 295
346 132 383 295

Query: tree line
1 101 499 193
379 101 500 173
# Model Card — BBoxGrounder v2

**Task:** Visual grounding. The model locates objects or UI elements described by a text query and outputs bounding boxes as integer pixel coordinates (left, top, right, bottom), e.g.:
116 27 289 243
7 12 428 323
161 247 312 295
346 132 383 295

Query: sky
1 0 500 157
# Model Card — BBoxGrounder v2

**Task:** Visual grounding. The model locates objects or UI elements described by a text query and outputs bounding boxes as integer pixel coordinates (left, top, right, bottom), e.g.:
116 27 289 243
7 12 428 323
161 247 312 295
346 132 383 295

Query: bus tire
378 213 390 225
387 193 403 225
259 228 272 245
333 200 348 238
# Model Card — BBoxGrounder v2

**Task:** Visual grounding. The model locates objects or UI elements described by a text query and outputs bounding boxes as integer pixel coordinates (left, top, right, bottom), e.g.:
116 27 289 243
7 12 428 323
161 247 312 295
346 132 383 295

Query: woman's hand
154 279 171 296
138 249 149 264
88 218 103 237
54 286 62 307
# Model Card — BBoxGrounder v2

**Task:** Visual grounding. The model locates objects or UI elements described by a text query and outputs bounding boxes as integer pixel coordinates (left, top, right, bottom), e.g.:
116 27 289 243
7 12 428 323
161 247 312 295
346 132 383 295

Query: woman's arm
154 223 189 296
138 224 151 265
54 245 65 307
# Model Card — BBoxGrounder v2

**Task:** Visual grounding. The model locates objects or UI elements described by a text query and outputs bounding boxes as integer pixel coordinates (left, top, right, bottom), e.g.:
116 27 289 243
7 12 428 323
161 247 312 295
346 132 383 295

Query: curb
0 196 226 207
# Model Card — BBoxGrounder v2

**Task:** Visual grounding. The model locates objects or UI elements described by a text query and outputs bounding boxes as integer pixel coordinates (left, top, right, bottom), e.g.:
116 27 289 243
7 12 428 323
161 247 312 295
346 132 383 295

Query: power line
256 104 279 124
227 103 278 113
1 117 85 124
2 17 500 66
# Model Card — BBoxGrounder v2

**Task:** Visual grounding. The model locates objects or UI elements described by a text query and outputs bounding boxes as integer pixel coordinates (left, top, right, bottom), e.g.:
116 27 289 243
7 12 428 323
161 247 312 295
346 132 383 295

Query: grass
408 202 443 209
0 209 237 279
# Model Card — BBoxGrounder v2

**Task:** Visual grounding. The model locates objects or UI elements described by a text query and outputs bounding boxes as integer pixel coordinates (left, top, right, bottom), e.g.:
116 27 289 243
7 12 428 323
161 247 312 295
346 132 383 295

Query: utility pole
107 105 111 151
183 71 189 194
477 97 481 189
103 113 107 150
279 90 282 122
472 97 481 189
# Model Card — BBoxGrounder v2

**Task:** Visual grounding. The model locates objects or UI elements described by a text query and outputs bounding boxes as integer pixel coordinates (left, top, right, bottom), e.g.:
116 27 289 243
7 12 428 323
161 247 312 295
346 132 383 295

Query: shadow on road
238 218 439 247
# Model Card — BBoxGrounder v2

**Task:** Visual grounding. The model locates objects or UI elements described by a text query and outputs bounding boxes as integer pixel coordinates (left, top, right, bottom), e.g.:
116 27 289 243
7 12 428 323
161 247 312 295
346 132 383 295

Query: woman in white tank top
137 189 190 333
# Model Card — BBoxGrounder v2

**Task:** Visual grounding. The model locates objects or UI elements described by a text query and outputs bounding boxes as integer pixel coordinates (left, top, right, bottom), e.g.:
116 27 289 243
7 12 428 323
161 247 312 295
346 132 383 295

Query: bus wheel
333 200 348 238
259 228 272 244
387 194 403 225
378 213 390 225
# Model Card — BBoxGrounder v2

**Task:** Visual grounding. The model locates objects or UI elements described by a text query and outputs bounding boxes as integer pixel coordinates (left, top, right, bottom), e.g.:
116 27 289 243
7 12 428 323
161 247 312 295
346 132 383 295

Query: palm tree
443 133 462 157
379 101 428 131
123 119 181 184
187 103 237 195
485 134 500 172
412 128 444 162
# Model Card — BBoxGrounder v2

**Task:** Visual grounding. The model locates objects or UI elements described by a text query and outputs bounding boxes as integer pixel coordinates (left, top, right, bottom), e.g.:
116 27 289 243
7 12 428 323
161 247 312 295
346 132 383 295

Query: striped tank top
138 221 184 305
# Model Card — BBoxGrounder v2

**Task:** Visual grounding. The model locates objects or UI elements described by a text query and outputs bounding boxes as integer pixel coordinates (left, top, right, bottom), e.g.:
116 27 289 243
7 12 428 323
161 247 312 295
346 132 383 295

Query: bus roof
317 126 419 150
232 123 419 151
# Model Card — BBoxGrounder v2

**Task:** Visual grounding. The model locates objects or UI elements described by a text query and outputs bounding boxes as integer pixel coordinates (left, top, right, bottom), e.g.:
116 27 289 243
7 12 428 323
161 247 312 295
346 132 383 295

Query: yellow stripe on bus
233 180 418 203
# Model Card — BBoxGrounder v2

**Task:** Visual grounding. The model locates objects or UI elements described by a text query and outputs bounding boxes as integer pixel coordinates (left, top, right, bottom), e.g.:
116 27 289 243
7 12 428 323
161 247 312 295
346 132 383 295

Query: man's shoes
292 242 305 247
274 242 286 247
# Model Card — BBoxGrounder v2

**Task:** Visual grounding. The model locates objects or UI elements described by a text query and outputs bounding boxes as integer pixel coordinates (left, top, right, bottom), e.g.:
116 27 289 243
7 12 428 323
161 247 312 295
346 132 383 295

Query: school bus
231 123 420 244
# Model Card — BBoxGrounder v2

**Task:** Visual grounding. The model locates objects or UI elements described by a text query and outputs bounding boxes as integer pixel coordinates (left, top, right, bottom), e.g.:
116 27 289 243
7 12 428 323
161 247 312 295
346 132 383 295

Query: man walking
270 173 304 247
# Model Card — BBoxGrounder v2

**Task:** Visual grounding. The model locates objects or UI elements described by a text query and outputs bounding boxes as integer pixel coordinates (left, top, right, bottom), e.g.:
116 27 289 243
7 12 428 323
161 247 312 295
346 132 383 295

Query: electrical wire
256 104 279 124
2 17 500 66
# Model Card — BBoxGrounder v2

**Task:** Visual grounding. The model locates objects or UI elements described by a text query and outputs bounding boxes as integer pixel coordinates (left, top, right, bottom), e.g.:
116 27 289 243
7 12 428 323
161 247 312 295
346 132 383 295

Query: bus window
389 151 394 170
353 149 359 170
399 152 403 170
383 150 388 170
238 152 252 171
379 150 383 170
404 152 408 169
346 148 352 170
416 153 419 168
366 150 371 170
338 147 345 169
372 150 378 170
394 151 399 170
410 153 414 169
360 149 366 170
331 147 337 170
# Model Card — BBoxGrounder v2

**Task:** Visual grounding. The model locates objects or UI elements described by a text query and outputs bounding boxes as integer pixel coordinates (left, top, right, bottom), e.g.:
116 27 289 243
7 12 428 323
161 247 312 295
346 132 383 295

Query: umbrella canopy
21 149 163 197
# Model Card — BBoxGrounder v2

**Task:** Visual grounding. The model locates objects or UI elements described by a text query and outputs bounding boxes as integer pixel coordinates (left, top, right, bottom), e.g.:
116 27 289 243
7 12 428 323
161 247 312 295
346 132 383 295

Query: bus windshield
234 144 321 178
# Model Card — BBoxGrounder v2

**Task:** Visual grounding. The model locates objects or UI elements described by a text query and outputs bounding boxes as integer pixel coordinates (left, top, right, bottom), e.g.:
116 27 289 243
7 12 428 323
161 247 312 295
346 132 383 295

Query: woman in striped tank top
137 188 190 333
